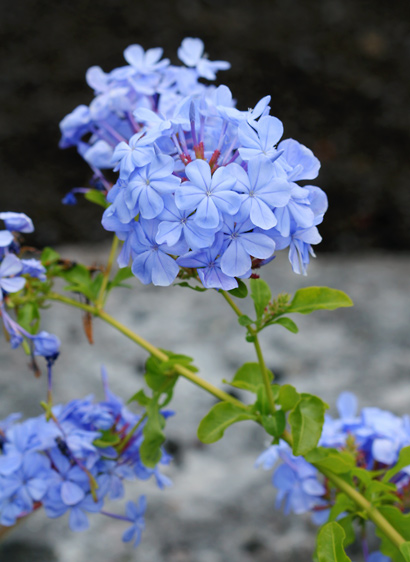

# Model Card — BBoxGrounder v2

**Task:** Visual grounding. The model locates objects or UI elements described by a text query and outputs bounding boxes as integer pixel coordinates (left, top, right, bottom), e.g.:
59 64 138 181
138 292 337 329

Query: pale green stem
117 414 147 454
219 289 244 318
219 290 276 412
96 235 119 309
252 333 276 412
47 293 248 411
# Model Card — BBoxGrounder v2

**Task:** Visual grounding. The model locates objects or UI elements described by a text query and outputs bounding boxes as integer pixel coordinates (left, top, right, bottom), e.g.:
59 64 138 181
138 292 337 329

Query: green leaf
376 506 410 562
289 394 328 456
270 316 299 333
305 447 355 474
128 389 151 406
228 279 248 298
93 430 121 448
175 281 207 292
261 411 286 438
287 287 353 315
17 302 40 334
250 278 271 320
238 315 254 327
84 189 109 208
108 266 134 290
140 396 165 467
328 494 357 522
89 273 104 301
278 384 300 411
400 543 410 562
41 247 60 265
335 515 356 547
225 362 273 393
197 402 256 444
382 446 410 483
316 522 352 562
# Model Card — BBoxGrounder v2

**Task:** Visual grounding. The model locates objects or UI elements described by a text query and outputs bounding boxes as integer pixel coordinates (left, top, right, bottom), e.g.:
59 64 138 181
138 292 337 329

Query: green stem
48 293 248 411
282 432 406 549
219 290 244 318
324 469 406 549
253 333 276 412
96 235 119 309
117 414 147 454
219 290 276 413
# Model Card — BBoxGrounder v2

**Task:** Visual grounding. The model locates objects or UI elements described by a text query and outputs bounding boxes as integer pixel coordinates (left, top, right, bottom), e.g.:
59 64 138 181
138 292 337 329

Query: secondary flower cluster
256 393 410 561
60 38 327 288
0 373 171 547
0 212 60 361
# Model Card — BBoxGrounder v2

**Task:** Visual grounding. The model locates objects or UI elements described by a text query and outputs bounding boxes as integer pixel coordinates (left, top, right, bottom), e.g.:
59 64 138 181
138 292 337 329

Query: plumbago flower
0 212 60 361
0 372 169 543
60 38 326 288
256 392 410 561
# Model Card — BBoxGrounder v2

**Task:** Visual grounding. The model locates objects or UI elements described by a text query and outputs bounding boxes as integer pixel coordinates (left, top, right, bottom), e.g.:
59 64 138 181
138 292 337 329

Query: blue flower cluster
0 372 171 546
256 392 410 560
0 212 60 360
60 38 327 288
257 393 410 517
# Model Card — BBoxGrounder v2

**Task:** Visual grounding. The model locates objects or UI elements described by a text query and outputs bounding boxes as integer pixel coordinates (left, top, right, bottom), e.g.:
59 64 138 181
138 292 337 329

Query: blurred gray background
1 0 410 560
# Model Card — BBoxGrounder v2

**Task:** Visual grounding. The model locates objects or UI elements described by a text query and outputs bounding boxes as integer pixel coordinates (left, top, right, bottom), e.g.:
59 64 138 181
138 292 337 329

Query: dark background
1 0 409 252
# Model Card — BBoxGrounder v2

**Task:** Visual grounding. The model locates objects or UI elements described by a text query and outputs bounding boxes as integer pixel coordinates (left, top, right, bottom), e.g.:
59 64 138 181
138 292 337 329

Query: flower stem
219 289 244 318
47 293 248 411
96 235 119 309
282 432 406 550
219 290 275 412
252 333 276 412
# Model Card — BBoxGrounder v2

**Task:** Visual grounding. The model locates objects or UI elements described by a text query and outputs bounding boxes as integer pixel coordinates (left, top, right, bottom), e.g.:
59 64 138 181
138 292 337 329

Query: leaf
250 278 271 320
17 302 40 334
197 402 256 444
108 266 134 290
376 506 410 562
128 389 151 406
61 264 91 286
382 446 410 483
316 521 352 562
94 430 121 448
140 396 165 467
175 281 207 292
228 279 248 298
238 315 254 327
84 189 109 208
278 384 300 412
41 247 60 265
306 447 355 474
270 316 299 333
336 515 356 547
289 394 328 456
328 493 356 522
261 411 286 438
400 543 410 562
287 287 353 315
225 362 273 393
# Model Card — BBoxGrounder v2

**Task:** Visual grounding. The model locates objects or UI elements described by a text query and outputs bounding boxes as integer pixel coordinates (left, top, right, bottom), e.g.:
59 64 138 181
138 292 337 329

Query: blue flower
130 219 184 286
33 331 61 360
177 38 230 80
122 496 147 547
0 212 34 233
0 254 26 301
175 160 241 229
